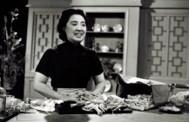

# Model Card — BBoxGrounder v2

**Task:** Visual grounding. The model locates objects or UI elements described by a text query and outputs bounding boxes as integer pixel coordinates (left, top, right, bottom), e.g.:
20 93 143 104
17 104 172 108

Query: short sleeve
91 51 104 76
35 49 55 77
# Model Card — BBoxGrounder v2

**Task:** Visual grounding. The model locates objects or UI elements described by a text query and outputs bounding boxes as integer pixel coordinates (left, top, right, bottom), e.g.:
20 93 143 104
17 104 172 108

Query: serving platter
55 102 132 114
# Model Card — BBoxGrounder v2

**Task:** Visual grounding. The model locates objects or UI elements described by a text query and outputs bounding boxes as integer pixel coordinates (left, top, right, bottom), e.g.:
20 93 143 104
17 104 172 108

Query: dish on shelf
113 24 123 33
93 23 101 32
113 63 122 73
100 45 109 52
101 24 110 32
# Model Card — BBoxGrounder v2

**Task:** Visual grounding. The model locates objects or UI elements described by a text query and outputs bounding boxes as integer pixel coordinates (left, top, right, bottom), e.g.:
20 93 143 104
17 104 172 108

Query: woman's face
65 14 87 43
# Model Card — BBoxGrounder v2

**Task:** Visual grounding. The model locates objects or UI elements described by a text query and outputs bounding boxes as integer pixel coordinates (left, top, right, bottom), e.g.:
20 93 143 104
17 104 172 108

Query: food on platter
55 89 131 115
55 93 131 115
74 93 129 115
104 95 127 111
168 91 189 107
124 94 155 111
30 89 156 115
30 92 155 115
67 90 106 115
82 103 105 115
6 96 30 112
58 89 105 104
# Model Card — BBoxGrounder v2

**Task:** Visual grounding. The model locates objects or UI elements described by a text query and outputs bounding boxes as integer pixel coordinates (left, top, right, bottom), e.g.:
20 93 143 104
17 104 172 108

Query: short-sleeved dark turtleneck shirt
36 42 103 89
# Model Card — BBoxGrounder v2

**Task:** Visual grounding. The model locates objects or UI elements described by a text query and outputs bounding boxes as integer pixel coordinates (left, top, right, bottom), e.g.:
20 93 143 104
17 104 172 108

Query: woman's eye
81 23 86 27
71 23 77 26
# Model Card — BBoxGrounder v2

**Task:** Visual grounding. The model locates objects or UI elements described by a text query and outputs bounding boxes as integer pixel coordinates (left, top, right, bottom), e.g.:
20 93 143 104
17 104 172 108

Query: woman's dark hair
57 8 87 41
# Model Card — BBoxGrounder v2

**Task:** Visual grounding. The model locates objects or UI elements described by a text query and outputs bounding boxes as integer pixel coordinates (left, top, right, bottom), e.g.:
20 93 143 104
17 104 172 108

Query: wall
27 0 71 8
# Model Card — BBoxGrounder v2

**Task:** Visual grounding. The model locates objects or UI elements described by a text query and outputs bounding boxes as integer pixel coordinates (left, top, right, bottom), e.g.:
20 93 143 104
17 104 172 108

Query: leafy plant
0 8 25 92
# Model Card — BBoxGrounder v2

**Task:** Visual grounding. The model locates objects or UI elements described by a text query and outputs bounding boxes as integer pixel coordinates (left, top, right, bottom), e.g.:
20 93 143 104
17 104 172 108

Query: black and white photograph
0 0 189 122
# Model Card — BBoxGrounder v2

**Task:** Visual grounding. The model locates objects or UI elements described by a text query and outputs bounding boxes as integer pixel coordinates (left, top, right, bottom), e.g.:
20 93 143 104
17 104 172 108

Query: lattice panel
168 16 188 78
52 14 62 47
147 13 188 78
150 16 168 76
30 11 62 71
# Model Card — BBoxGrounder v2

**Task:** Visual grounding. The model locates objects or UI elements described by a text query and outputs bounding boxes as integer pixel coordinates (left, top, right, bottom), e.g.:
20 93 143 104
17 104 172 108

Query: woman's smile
74 31 85 38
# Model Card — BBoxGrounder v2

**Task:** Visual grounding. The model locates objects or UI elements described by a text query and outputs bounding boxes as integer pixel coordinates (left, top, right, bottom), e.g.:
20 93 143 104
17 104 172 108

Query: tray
0 111 19 122
55 102 133 114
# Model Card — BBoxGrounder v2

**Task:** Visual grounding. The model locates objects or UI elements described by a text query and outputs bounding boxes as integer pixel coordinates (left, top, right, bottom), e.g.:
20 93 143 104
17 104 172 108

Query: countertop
7 87 189 122
7 108 189 122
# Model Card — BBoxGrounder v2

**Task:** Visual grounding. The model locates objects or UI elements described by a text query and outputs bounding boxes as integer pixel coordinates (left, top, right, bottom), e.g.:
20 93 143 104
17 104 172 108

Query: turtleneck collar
58 41 84 50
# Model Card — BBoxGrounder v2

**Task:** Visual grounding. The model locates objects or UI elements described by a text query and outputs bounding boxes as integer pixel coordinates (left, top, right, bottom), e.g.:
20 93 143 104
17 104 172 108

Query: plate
30 99 63 113
159 105 182 114
30 105 54 113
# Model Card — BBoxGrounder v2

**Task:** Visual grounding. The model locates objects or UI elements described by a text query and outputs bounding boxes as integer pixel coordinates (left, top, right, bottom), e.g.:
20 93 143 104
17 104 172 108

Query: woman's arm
33 72 63 99
92 72 106 94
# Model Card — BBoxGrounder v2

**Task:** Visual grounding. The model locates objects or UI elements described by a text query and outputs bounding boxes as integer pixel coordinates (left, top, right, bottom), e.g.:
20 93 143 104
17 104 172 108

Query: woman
33 8 106 100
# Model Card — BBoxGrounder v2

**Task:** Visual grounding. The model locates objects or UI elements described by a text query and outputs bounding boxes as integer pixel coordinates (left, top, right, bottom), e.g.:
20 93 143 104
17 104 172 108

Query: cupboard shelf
96 51 123 58
86 31 124 38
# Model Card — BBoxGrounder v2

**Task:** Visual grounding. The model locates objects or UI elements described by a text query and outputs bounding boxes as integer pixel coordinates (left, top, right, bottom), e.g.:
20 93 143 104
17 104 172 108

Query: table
7 87 189 122
7 109 189 122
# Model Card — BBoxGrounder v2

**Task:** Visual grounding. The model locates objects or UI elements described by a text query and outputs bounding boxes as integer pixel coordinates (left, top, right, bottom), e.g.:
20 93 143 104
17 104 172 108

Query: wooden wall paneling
139 9 189 84
24 8 63 99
